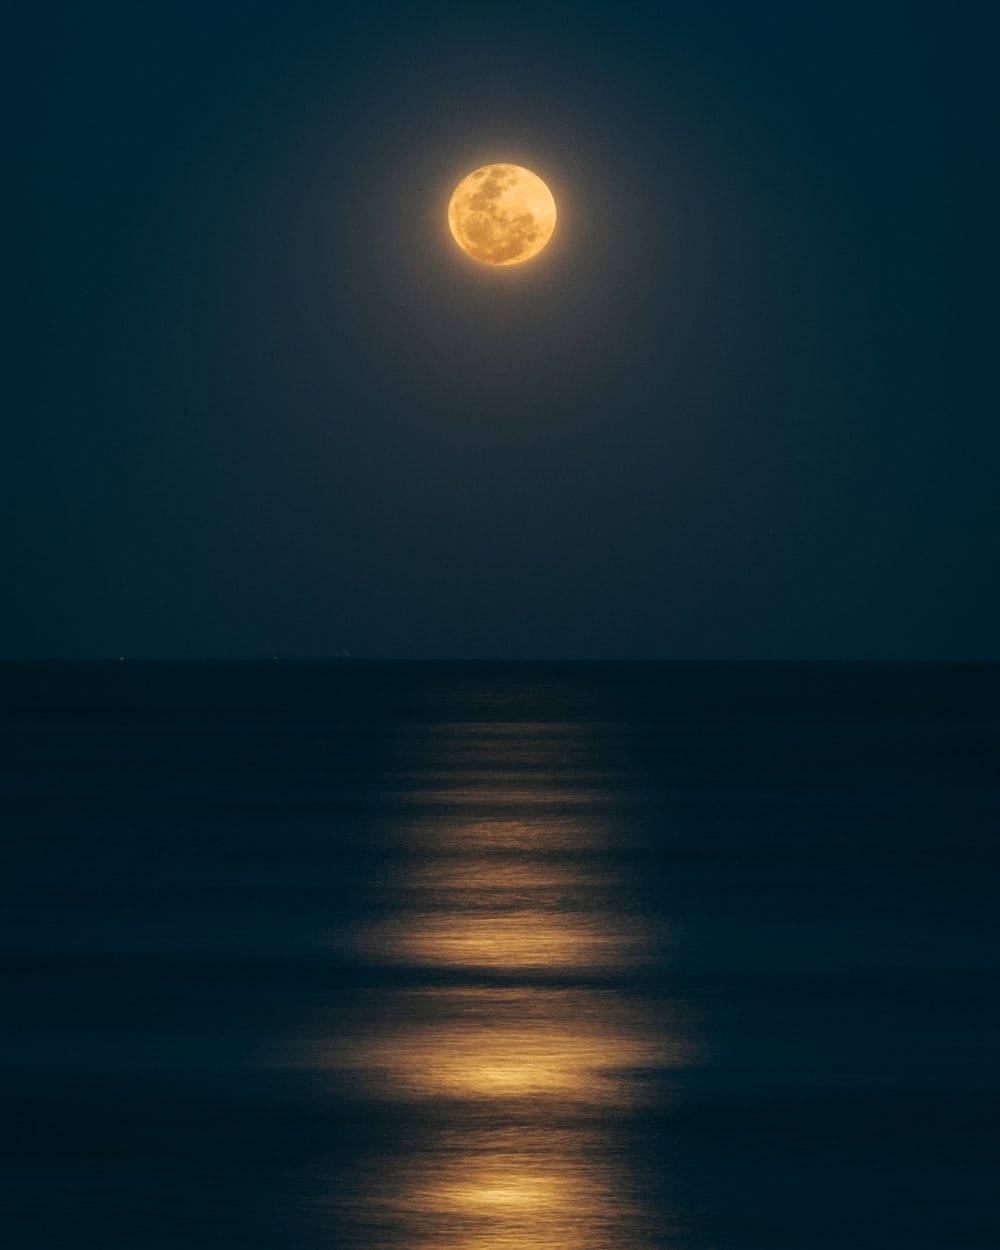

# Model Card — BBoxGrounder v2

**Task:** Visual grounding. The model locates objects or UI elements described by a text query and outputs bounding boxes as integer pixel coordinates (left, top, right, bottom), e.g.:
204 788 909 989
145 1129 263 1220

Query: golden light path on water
323 986 683 1103
365 907 643 973
291 720 691 1248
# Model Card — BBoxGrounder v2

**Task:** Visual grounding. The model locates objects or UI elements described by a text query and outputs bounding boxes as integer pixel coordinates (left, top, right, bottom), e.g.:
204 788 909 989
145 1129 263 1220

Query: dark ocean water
3 662 999 1249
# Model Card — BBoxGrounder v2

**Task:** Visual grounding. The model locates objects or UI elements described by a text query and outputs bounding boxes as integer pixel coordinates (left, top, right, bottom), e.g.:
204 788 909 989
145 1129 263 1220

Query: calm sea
3 662 998 1248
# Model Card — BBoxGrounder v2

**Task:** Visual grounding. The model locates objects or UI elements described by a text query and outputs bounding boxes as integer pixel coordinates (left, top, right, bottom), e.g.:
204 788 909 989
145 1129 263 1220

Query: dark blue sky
11 3 996 658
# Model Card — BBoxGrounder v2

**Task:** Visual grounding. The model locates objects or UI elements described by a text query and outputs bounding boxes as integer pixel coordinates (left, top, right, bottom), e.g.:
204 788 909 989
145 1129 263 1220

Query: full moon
448 164 557 266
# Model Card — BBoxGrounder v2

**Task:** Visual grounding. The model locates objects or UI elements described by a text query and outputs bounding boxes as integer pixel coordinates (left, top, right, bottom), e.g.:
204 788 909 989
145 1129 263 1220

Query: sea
3 662 998 1248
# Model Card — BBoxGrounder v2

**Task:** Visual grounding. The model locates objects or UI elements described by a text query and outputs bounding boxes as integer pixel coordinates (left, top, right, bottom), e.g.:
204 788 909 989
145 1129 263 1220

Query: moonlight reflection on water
291 719 690 1248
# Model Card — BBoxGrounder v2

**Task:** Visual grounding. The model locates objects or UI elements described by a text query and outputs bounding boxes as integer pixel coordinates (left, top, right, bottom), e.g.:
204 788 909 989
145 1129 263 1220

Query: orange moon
448 164 557 266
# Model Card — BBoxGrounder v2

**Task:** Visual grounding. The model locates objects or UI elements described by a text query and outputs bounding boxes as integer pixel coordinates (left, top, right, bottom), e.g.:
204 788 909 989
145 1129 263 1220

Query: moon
448 164 557 266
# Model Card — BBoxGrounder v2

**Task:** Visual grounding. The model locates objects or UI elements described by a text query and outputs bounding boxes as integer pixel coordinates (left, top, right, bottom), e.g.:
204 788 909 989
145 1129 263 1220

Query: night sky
11 4 996 659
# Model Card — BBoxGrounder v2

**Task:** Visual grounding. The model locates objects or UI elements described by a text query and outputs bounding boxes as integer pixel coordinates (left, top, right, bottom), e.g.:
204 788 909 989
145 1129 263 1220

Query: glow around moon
448 164 557 266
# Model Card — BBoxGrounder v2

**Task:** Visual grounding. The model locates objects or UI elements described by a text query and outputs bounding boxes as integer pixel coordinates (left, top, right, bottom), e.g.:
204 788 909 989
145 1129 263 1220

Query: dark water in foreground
3 662 999 1248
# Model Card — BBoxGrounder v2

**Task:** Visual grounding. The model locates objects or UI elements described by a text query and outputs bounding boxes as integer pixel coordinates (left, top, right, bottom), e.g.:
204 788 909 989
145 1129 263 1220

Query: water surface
3 663 998 1247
